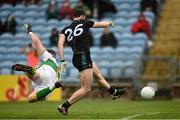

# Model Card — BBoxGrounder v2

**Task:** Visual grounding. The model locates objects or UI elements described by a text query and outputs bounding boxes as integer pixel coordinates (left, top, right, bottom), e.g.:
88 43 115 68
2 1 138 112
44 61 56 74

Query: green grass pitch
0 99 180 119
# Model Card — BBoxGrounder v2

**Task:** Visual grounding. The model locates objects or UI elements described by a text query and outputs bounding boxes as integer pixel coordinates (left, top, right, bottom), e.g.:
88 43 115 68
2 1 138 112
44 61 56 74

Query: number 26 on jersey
65 24 84 41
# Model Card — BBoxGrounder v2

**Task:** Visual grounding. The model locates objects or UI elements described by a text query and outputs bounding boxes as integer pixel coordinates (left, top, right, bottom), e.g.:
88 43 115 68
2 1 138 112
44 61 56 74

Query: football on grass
141 86 155 99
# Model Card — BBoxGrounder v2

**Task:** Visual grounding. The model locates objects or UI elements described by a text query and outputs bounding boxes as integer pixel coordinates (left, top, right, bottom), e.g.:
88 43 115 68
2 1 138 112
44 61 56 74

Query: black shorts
72 53 92 72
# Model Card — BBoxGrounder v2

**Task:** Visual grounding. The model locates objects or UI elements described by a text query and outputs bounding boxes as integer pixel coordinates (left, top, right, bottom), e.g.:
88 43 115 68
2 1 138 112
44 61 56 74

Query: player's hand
109 21 115 28
61 61 67 72
24 24 32 33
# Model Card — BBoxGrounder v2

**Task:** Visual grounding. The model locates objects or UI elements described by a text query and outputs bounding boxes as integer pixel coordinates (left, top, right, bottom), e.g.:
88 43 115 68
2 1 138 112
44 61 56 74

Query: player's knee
82 87 91 94
28 96 33 102
28 95 36 103
86 88 91 93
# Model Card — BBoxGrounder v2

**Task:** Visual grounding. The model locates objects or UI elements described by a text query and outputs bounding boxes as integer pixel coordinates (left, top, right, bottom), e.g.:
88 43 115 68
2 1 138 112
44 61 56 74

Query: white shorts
31 65 57 92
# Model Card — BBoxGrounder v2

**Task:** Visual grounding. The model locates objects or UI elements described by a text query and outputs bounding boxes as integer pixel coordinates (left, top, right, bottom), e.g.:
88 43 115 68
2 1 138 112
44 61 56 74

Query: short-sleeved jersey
40 50 58 66
39 51 60 80
61 20 94 54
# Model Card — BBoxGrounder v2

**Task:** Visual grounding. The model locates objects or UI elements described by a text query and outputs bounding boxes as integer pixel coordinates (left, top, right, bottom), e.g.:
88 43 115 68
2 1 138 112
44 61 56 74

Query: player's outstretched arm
24 24 45 55
93 21 114 28
58 33 67 70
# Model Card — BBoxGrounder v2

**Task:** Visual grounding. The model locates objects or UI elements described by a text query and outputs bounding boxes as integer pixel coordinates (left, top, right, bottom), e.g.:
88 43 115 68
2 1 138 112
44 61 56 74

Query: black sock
62 101 71 109
107 87 115 95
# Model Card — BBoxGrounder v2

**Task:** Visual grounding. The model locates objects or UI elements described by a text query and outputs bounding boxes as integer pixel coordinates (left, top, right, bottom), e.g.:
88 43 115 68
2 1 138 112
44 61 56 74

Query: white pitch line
120 112 160 120
120 113 142 120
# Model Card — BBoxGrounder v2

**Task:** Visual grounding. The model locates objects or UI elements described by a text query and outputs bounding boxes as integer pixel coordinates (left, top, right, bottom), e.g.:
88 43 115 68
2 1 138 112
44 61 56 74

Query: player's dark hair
47 49 56 58
73 8 85 18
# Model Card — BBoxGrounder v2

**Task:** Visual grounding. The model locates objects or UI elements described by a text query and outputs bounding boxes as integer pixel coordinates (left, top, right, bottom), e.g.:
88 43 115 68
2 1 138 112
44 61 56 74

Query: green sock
36 87 54 100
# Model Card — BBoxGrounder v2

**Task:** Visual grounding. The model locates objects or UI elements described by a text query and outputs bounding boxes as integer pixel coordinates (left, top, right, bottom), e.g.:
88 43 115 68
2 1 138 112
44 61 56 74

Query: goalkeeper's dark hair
73 8 85 18
47 49 56 58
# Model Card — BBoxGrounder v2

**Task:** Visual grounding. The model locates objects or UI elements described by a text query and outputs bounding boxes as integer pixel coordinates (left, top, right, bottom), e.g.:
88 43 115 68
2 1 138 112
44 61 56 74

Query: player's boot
57 105 68 115
55 81 64 88
112 88 128 100
24 24 32 33
12 64 35 75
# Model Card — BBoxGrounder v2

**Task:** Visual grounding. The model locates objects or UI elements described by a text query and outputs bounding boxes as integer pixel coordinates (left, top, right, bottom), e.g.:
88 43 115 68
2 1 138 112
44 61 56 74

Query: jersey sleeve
60 28 66 35
85 20 94 28
40 50 53 61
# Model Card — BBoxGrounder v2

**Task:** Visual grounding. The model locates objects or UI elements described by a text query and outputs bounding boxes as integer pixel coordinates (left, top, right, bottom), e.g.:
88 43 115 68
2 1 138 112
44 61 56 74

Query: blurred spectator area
0 0 41 5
